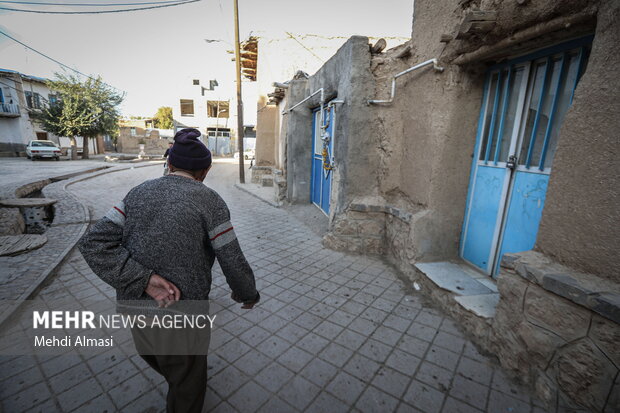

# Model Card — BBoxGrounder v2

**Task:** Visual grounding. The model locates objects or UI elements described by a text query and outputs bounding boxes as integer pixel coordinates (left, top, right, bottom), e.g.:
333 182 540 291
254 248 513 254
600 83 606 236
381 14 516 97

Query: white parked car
234 148 256 160
26 140 61 161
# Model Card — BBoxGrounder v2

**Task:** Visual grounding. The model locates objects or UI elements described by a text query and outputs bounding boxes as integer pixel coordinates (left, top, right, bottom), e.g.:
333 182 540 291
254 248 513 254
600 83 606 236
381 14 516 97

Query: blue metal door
311 105 334 215
461 38 590 276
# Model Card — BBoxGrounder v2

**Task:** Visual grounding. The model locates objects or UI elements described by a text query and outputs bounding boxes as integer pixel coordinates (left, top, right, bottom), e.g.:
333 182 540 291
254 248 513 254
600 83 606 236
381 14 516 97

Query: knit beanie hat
168 128 212 171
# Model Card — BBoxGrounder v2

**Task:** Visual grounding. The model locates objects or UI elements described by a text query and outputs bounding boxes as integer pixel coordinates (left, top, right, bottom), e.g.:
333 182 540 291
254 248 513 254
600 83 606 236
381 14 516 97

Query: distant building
171 76 256 156
252 33 407 172
116 126 169 155
119 118 155 129
0 68 98 156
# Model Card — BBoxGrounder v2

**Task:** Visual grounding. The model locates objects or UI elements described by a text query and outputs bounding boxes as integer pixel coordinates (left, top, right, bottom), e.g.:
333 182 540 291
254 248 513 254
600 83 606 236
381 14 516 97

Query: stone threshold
415 261 499 319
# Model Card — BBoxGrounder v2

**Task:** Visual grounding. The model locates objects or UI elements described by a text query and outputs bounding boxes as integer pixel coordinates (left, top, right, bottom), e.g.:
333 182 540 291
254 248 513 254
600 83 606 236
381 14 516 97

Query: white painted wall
0 74 98 154
171 73 257 136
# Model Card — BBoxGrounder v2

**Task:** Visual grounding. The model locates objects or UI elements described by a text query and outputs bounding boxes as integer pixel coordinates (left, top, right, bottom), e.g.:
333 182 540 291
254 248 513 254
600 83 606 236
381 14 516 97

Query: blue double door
311 105 334 215
461 38 590 277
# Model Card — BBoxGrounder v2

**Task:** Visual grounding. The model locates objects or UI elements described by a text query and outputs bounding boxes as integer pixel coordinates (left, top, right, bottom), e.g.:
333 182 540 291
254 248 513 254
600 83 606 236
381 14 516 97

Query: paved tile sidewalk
0 163 545 412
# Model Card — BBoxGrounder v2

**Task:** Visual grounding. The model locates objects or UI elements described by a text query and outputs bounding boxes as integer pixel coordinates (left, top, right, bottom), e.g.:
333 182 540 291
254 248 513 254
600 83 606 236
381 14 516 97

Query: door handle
507 155 517 170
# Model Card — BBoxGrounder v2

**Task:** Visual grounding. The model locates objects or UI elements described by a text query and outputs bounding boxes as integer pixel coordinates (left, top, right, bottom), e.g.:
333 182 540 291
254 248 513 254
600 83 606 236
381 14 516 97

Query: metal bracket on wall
368 58 444 105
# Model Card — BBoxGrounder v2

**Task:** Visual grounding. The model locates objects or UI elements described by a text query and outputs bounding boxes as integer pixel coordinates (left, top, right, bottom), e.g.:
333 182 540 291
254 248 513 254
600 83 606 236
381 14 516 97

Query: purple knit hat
168 128 212 170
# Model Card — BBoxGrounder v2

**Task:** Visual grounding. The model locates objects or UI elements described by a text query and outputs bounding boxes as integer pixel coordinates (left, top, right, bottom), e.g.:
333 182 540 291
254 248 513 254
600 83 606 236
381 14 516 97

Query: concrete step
261 175 274 187
415 261 499 320
415 262 494 296
454 293 500 319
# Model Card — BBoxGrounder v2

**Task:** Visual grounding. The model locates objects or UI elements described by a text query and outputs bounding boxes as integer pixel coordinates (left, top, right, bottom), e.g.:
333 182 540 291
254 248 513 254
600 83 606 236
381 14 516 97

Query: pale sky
0 0 412 117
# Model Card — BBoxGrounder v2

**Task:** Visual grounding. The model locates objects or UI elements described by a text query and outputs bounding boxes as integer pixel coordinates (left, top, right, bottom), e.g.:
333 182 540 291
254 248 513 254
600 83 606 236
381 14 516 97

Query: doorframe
460 35 593 276
486 63 532 275
310 105 330 216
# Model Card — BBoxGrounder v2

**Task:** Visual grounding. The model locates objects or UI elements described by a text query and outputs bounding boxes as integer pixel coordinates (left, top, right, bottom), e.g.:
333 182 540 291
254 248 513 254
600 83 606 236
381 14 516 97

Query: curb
233 183 281 208
0 162 162 327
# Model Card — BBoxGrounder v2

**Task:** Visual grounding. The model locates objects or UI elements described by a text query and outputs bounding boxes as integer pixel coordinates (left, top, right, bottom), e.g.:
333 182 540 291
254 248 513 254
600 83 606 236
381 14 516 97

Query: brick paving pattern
0 161 160 309
0 161 545 412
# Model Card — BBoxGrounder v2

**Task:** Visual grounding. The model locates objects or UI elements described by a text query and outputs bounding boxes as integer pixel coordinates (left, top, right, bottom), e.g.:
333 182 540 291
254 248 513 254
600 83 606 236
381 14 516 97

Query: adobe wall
254 95 276 167
369 0 603 270
284 36 377 214
535 0 619 282
368 0 485 266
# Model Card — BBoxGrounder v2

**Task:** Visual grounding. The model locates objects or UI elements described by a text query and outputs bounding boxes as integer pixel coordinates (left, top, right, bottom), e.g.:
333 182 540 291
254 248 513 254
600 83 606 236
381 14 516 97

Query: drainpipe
368 58 444 105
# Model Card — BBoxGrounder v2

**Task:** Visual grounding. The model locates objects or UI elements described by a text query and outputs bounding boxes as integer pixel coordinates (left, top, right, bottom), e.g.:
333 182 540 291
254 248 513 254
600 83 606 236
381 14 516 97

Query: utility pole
214 100 220 156
233 0 245 183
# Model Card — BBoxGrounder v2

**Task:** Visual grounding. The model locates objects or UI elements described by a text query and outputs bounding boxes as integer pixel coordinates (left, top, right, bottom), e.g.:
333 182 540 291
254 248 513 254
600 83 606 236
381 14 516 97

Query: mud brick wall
323 210 386 255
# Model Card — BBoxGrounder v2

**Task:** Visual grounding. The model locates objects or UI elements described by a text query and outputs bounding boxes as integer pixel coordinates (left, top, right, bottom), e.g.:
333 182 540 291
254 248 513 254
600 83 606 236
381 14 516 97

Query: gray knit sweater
78 175 258 312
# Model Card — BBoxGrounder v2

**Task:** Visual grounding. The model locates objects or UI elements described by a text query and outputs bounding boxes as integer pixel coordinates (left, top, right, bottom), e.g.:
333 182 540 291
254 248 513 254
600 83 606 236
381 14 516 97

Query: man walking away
78 128 259 413
163 141 173 175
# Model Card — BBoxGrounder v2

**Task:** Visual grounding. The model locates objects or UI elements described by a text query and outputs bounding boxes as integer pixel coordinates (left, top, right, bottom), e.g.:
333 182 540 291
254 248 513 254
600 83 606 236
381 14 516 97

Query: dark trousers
131 325 211 413
140 353 207 413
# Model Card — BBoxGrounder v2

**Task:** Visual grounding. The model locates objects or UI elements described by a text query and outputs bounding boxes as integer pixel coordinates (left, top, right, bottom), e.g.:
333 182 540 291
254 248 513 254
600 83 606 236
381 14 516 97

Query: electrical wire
0 29 124 93
0 0 199 13
285 31 324 63
0 0 187 6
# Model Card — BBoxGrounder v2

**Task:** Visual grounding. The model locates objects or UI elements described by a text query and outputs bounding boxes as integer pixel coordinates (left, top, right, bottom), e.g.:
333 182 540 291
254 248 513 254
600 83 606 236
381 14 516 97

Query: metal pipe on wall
368 58 444 105
284 88 324 113
284 88 326 153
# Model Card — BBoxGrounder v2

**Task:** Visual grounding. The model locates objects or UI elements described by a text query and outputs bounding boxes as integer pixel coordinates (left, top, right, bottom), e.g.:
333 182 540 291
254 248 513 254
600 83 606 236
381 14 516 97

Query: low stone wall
323 209 386 256
323 202 417 256
251 166 272 184
117 134 169 155
491 251 619 412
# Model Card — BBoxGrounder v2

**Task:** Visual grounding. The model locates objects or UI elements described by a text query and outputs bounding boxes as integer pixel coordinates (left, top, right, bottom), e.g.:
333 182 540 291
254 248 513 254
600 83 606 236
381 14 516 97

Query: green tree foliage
31 73 123 159
152 106 174 129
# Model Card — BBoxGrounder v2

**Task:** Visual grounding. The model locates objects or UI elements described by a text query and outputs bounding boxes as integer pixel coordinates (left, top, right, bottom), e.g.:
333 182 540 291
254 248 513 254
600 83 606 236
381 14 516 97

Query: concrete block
415 262 494 296
349 203 369 212
542 272 593 307
587 293 620 325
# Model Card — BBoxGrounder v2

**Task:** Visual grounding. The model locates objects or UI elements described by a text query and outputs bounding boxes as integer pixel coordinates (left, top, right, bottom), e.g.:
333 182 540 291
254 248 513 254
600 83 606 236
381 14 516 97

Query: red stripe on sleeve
210 227 233 241
113 206 126 217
